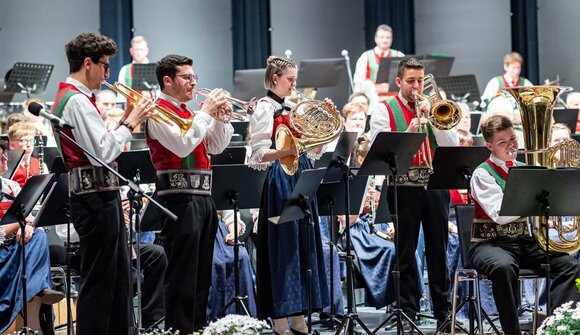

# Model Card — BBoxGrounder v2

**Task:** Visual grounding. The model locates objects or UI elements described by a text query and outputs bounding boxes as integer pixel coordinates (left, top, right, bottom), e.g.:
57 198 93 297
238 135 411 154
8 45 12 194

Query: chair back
455 204 476 269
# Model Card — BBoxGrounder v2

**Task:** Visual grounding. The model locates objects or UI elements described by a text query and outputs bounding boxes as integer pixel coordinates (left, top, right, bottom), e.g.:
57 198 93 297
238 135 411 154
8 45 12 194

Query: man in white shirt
481 52 533 103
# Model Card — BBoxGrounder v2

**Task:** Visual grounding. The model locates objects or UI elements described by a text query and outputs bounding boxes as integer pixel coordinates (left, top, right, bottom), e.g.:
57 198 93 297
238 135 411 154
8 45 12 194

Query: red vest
272 113 301 141
51 83 99 169
12 156 41 187
473 160 509 220
146 99 211 170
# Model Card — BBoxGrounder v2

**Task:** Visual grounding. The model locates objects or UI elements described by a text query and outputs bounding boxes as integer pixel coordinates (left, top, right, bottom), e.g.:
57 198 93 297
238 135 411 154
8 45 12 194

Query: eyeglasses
10 138 34 144
175 74 198 83
98 61 110 72
0 152 7 160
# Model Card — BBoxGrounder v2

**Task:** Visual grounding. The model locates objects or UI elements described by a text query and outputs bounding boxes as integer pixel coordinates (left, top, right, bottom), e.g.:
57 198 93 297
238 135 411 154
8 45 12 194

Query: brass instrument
275 89 343 175
422 74 462 130
103 81 193 136
193 88 257 122
412 89 434 170
504 85 580 254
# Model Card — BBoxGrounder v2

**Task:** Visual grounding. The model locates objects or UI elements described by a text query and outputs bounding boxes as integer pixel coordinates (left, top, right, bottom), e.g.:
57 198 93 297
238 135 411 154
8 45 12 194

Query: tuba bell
504 85 580 254
275 90 343 175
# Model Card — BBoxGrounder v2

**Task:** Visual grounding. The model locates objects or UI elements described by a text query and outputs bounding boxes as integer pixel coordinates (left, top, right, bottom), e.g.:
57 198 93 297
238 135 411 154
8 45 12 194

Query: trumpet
102 81 193 136
193 88 257 122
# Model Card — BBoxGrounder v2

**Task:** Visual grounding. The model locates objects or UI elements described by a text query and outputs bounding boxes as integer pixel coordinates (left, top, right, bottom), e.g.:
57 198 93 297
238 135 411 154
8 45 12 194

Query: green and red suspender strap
365 49 400 82
52 87 82 160
125 64 133 87
496 76 527 88
478 159 525 191
385 97 437 150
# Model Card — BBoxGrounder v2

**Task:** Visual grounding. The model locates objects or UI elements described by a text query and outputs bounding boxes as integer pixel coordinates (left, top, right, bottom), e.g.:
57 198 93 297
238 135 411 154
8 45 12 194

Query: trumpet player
144 54 233 333
470 115 580 335
51 32 155 335
369 57 458 331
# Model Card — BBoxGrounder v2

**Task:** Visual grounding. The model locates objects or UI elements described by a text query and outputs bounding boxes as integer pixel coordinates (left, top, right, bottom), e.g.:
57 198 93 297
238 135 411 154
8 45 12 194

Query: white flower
557 325 568 331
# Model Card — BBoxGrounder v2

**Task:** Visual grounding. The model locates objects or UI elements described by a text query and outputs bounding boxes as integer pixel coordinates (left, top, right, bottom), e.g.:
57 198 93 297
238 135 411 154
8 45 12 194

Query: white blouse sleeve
248 99 275 170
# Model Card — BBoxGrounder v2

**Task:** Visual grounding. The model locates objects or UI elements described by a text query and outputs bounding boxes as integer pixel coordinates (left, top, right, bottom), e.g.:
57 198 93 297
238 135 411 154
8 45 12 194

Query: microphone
341 49 350 60
285 49 292 59
28 102 74 129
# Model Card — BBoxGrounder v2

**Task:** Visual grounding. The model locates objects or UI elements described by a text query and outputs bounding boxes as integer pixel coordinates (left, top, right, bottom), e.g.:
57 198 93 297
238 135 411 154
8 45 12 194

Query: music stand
421 56 455 78
376 57 406 85
0 174 56 331
210 147 247 165
358 131 426 335
499 167 580 316
212 164 267 316
3 149 24 179
4 62 54 98
131 64 158 92
116 149 156 331
233 69 266 102
32 173 75 335
297 58 349 107
231 121 249 141
435 75 482 105
470 112 483 135
427 146 490 194
553 108 578 132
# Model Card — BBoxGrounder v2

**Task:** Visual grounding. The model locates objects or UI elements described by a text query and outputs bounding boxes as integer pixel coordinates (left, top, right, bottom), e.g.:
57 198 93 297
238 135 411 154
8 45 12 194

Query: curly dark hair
65 32 117 73
0 140 8 152
156 54 193 90
396 57 424 79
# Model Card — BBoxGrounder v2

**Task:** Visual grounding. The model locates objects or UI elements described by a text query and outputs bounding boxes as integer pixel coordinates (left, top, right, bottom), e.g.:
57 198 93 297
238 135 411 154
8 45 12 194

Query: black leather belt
70 163 120 195
471 218 530 242
389 166 433 187
156 169 212 196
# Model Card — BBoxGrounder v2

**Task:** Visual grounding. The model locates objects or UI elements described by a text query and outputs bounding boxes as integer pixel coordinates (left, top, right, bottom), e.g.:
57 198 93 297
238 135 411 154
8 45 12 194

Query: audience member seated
102 107 125 132
207 211 257 319
8 122 48 186
4 113 29 134
96 89 118 115
0 140 63 334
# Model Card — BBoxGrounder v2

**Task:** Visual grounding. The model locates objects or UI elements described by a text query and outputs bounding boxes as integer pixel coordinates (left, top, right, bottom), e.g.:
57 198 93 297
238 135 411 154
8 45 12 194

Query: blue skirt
256 156 329 319
0 229 53 333
207 221 257 319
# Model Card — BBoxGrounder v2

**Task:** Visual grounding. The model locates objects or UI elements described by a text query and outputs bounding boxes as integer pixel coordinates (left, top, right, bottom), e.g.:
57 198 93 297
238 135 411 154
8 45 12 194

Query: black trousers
71 191 131 335
158 194 218 333
387 186 451 321
470 237 580 335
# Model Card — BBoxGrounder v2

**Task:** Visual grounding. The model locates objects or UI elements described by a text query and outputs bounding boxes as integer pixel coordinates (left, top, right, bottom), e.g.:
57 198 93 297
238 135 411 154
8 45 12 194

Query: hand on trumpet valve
199 88 227 116
119 97 156 131
406 116 428 132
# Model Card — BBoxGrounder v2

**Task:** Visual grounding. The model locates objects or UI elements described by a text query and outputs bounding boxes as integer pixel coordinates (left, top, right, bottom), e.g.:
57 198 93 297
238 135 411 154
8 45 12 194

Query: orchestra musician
117 35 154 104
481 52 533 103
144 54 233 333
369 57 458 330
470 115 580 335
249 56 329 335
52 32 154 334
8 121 48 186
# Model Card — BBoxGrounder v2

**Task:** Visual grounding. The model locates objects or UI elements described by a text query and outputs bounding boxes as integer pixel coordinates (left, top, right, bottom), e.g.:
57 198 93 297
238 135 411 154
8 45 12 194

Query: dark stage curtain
364 0 415 55
99 0 133 81
511 0 539 84
232 0 271 71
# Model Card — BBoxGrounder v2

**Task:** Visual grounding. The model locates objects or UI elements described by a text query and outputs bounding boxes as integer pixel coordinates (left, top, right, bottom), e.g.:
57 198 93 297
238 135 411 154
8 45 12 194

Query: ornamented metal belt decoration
70 163 120 195
471 218 530 242
156 169 212 196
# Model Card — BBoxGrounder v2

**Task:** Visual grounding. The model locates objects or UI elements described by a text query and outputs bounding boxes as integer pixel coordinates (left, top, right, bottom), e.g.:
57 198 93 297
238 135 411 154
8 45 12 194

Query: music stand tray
268 168 327 224
211 164 267 211
4 62 54 95
131 64 158 91
358 132 425 177
297 58 346 88
0 174 56 225
3 149 24 179
33 174 69 227
427 146 490 190
499 167 580 217
210 147 247 165
117 149 156 184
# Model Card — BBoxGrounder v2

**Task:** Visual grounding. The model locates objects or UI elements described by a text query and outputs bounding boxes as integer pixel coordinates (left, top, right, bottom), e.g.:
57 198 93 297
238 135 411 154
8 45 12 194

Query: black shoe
39 288 65 305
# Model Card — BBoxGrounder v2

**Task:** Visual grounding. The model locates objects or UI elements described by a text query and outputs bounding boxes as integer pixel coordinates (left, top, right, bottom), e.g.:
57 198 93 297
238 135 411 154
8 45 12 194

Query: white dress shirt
470 154 521 225
481 75 533 102
146 92 233 158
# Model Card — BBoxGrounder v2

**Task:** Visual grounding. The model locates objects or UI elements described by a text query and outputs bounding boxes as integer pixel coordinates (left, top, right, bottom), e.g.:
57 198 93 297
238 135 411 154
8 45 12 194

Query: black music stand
210 147 247 165
297 58 349 107
553 108 578 132
132 64 158 92
427 146 490 195
117 149 156 331
212 164 267 316
435 75 481 106
233 69 266 102
4 62 54 98
33 173 75 335
499 167 580 316
358 131 425 335
317 171 369 330
425 146 490 334
3 149 24 179
268 168 328 335
0 174 56 332
314 131 359 330
421 56 454 78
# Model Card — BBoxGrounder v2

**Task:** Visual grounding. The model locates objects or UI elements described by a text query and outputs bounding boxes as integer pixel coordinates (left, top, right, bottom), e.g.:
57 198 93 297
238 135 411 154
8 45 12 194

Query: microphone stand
342 50 354 94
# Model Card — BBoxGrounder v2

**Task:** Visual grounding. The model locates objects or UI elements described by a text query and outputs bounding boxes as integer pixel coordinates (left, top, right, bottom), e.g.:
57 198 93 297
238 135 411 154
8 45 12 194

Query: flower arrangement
202 314 270 335
537 301 580 335
141 329 180 335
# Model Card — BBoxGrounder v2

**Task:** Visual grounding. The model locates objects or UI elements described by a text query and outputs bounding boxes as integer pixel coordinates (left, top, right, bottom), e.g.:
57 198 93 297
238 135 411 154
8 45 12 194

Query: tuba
275 90 343 175
504 85 580 254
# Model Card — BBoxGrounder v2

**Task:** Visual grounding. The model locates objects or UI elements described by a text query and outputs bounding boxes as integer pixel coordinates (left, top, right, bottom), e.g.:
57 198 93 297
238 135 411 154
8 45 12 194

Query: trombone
102 81 193 136
193 88 257 122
